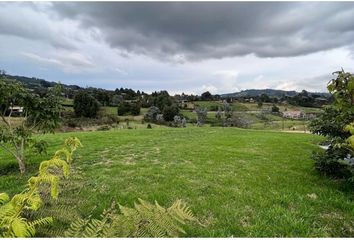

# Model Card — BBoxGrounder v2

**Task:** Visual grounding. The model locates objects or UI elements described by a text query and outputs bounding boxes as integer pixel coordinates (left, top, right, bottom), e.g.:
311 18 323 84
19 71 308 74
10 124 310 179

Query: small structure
9 106 23 113
282 111 305 119
244 98 255 103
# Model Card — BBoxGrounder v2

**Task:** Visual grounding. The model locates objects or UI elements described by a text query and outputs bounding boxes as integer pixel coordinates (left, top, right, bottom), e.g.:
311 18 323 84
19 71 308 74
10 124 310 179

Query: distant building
245 98 255 103
9 106 23 113
282 111 305 119
314 97 328 105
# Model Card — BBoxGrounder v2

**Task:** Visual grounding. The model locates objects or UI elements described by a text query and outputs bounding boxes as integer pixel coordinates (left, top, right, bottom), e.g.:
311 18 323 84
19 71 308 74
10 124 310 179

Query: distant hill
2 73 330 99
221 89 330 98
2 74 82 91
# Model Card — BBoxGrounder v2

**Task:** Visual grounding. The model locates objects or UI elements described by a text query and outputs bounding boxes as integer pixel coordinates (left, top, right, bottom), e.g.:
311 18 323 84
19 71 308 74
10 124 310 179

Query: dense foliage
310 70 354 180
144 106 161 122
117 102 141 116
162 104 179 121
0 77 62 173
73 91 100 118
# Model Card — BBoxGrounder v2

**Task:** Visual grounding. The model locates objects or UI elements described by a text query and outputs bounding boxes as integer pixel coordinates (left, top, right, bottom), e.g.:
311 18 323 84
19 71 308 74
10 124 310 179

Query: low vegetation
1 70 354 237
65 199 196 237
2 128 354 237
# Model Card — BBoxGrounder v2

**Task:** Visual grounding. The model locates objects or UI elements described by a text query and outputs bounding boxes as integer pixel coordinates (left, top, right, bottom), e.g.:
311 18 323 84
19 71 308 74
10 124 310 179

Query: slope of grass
1 127 354 237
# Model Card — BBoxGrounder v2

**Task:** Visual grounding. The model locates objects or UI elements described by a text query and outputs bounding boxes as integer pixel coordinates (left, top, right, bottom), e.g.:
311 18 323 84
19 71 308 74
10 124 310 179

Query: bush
310 70 354 182
144 106 160 122
117 102 131 115
271 104 279 113
66 118 77 128
313 150 353 179
196 108 208 126
162 104 179 122
63 115 118 128
101 114 119 125
96 125 111 131
73 91 100 118
147 123 152 129
209 105 219 111
118 102 141 116
130 102 141 115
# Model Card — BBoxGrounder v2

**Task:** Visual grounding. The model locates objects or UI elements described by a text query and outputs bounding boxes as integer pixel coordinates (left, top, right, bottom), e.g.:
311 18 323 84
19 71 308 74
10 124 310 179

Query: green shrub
144 106 160 122
117 102 141 116
313 150 353 179
97 125 111 131
63 115 119 128
162 104 179 122
271 104 279 113
73 91 100 118
209 105 219 111
65 118 77 128
310 70 354 182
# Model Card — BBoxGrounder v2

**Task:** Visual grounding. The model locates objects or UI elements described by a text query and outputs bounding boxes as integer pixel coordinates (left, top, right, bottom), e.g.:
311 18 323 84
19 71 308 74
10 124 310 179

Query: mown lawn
1 127 354 237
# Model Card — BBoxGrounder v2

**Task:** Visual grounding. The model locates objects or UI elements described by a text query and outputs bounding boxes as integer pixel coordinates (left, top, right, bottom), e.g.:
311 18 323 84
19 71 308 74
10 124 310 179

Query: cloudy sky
1 1 354 94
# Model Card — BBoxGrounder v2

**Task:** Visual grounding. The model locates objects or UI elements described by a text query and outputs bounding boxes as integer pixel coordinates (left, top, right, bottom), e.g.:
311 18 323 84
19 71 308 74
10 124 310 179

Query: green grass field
1 127 354 237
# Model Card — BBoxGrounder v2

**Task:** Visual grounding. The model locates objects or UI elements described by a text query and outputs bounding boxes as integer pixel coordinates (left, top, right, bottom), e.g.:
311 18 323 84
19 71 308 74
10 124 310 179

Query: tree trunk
16 155 26 174
16 139 26 174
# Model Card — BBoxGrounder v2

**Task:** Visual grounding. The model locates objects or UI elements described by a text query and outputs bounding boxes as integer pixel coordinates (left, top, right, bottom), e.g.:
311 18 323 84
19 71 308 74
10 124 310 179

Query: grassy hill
1 127 354 237
2 74 81 91
222 89 330 98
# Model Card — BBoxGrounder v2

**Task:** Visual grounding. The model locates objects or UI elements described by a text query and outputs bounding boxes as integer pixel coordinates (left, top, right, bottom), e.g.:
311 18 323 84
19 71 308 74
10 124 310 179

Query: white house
282 111 305 119
9 106 23 113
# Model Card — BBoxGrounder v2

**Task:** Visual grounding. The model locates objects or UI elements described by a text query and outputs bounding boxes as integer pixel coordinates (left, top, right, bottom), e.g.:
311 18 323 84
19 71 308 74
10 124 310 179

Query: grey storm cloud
50 2 354 61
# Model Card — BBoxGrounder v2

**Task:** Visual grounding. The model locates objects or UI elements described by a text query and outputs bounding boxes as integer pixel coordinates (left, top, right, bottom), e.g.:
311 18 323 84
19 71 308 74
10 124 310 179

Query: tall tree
0 77 62 173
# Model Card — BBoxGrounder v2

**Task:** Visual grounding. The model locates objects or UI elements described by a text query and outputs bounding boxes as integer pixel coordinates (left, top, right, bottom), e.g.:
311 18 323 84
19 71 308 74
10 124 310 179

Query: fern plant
65 198 197 238
0 137 82 237
28 165 87 237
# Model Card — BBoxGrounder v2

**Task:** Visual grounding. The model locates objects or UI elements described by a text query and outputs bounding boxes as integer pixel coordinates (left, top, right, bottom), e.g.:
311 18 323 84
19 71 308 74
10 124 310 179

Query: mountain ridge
221 88 330 98
1 73 330 97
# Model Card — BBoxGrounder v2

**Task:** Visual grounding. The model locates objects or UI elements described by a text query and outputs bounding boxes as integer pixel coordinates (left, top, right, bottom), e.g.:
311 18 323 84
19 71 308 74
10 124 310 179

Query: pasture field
1 127 354 237
60 99 321 133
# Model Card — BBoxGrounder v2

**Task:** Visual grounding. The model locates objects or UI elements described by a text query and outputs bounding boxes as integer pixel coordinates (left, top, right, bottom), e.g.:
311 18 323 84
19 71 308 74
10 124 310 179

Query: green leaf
0 193 10 205
11 218 28 237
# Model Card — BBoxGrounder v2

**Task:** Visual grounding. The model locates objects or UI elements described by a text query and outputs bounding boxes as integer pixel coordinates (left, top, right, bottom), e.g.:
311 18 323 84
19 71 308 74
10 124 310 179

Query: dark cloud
50 2 354 61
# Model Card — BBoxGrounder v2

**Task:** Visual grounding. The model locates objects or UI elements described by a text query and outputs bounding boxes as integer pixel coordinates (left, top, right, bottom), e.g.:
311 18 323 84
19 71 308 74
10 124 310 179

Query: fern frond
10 217 29 237
28 217 53 228
0 193 9 205
168 199 196 222
64 218 90 237
39 157 70 178
54 148 72 164
31 174 60 199
26 191 43 211
1 137 82 237
10 193 28 209
0 204 18 220
65 199 197 238
64 137 83 156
